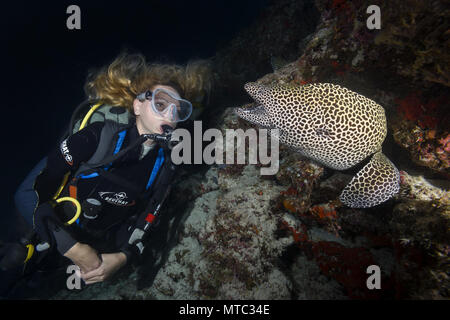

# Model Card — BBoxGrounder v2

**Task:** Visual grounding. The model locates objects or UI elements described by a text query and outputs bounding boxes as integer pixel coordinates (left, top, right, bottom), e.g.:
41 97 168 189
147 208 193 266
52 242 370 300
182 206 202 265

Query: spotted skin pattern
235 82 400 208
340 151 400 208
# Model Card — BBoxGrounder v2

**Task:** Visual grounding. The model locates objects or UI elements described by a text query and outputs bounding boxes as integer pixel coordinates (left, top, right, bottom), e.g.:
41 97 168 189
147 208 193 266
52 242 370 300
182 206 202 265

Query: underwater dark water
1 0 269 240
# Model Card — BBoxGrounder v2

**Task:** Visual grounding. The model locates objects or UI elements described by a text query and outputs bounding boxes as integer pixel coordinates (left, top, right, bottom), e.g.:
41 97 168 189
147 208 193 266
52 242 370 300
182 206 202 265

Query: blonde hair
84 53 212 112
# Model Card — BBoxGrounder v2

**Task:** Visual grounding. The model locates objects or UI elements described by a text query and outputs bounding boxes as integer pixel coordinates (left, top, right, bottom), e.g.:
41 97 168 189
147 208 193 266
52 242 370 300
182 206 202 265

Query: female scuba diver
0 53 211 295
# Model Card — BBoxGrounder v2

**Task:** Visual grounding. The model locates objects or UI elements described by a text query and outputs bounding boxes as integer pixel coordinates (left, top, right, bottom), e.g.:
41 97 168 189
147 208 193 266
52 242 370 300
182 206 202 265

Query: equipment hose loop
55 197 82 225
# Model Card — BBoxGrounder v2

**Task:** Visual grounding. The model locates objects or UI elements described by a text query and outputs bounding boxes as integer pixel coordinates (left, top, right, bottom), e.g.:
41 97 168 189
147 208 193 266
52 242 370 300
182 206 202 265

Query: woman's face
133 84 179 136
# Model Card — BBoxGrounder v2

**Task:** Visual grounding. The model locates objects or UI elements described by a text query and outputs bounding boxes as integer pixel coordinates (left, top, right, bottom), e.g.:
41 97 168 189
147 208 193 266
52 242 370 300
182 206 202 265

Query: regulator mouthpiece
142 125 179 149
161 124 174 135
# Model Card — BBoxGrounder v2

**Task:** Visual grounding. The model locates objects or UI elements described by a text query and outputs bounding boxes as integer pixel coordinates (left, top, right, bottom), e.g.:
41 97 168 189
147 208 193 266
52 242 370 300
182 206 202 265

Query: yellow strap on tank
52 102 103 200
79 102 102 130
55 197 82 225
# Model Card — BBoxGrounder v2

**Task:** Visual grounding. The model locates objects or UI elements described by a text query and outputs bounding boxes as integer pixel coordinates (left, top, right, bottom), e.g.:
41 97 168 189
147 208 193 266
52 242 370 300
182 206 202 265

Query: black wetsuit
33 121 174 258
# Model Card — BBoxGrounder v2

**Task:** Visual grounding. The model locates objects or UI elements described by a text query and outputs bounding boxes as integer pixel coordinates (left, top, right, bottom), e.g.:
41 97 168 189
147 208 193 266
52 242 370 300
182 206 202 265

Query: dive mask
137 88 193 123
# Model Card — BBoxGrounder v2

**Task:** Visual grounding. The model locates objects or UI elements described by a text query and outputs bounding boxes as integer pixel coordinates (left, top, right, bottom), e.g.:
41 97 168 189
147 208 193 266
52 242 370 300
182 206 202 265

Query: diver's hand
81 252 127 285
63 242 102 273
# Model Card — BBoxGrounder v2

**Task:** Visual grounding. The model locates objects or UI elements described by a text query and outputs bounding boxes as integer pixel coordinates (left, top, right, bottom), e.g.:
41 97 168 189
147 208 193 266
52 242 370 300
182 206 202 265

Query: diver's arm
63 242 102 273
32 123 105 260
80 252 127 284
32 203 102 271
34 122 105 204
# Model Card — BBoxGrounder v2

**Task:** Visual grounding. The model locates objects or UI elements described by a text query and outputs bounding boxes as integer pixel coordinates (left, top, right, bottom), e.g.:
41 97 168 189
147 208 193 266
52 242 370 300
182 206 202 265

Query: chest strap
146 148 165 190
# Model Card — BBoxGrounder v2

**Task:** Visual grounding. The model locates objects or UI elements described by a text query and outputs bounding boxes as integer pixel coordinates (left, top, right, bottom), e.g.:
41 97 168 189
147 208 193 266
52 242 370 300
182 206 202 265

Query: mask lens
151 89 192 122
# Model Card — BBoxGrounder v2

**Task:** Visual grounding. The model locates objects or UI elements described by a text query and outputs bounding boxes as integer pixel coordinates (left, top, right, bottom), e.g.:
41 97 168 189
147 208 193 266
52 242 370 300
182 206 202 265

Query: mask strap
136 92 146 102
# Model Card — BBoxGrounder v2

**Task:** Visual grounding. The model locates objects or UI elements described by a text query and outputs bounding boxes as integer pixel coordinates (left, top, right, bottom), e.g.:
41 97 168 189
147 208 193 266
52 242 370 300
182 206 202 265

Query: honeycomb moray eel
235 82 400 208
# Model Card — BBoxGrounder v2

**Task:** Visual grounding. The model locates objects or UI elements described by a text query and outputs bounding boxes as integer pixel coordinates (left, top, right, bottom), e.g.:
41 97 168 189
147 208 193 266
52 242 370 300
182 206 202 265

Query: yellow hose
55 197 81 225
53 173 70 200
24 244 35 263
79 102 102 130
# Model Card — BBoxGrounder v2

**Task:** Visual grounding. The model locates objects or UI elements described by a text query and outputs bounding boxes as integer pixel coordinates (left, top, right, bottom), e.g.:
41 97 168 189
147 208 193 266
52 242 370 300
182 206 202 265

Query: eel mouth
236 102 263 113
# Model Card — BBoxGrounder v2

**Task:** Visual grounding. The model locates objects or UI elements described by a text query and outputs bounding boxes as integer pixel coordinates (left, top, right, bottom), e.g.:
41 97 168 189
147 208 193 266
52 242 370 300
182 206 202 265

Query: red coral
363 232 393 248
282 199 297 213
310 204 337 220
395 92 447 129
311 241 380 299
438 134 450 153
280 187 298 196
396 93 423 122
412 130 450 170
280 220 308 243
399 171 408 185
330 60 339 68
419 115 439 129
330 59 351 76
331 0 351 13
299 79 312 85
281 221 395 299
391 240 427 299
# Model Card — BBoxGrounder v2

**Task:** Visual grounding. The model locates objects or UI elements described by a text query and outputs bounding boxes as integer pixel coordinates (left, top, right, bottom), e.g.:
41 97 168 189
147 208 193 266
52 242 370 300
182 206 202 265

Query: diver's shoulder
81 121 106 134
